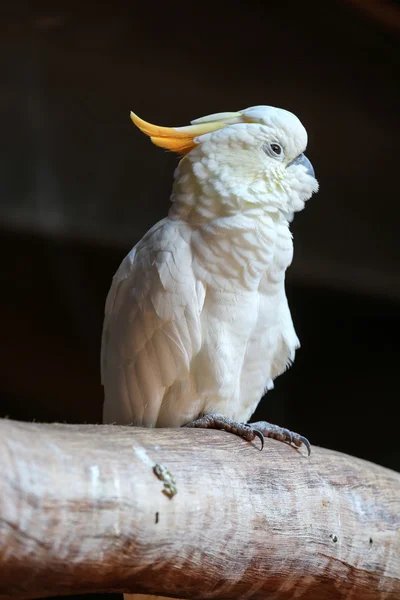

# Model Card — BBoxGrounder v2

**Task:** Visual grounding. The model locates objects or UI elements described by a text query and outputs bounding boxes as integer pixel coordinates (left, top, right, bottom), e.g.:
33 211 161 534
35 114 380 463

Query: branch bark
0 418 399 600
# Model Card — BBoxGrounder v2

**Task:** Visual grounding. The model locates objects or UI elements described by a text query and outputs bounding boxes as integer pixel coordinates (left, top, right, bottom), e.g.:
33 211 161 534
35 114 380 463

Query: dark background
0 0 399 597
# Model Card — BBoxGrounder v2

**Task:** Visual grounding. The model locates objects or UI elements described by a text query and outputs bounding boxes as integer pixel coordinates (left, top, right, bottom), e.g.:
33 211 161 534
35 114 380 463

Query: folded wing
101 219 205 426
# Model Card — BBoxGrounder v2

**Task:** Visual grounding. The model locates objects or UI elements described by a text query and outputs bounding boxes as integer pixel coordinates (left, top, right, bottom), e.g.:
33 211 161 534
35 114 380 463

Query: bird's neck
166 156 294 292
167 154 292 226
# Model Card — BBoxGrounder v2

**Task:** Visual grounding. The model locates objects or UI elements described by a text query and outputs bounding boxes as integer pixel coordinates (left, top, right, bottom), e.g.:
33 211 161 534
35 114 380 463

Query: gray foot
184 413 311 455
250 420 311 455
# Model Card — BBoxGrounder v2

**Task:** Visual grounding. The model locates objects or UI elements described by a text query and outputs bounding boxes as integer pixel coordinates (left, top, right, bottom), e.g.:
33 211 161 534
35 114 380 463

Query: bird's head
130 106 318 219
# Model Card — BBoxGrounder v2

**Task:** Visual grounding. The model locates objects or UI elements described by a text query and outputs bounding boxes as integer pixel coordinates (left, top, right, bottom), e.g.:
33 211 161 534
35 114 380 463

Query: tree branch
0 418 399 599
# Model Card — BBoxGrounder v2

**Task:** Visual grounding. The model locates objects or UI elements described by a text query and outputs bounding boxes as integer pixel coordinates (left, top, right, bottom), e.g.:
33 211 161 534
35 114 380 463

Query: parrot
101 105 318 455
101 105 318 600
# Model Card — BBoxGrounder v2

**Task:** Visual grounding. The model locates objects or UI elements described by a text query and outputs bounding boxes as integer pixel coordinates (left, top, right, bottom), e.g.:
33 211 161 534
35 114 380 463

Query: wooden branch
0 419 399 600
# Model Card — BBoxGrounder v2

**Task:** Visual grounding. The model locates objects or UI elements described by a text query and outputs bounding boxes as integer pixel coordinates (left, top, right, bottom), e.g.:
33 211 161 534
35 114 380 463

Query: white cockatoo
102 105 318 600
102 105 319 455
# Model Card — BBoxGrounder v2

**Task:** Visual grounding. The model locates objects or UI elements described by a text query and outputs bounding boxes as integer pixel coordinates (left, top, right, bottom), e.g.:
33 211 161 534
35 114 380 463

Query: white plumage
101 105 318 600
102 106 318 432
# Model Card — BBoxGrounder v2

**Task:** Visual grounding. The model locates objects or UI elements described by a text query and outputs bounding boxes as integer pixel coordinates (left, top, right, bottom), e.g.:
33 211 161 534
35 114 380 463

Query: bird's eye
262 142 284 159
270 143 282 156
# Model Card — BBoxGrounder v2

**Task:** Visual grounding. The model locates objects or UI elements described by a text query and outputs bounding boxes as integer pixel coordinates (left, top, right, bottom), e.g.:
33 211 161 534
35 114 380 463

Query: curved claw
284 428 293 444
294 435 311 456
253 429 264 451
299 435 311 456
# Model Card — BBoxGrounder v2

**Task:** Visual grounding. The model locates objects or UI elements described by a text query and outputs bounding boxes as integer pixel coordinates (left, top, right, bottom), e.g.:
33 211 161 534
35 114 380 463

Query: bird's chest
192 215 293 292
262 223 294 290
